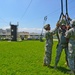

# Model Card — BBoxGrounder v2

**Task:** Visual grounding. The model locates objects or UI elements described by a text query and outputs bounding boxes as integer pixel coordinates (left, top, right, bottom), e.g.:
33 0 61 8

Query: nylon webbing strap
61 0 63 15
66 0 68 16
59 0 64 21
74 55 75 70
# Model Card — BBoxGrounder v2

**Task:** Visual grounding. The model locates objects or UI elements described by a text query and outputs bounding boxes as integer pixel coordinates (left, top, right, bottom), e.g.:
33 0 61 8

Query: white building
0 29 41 40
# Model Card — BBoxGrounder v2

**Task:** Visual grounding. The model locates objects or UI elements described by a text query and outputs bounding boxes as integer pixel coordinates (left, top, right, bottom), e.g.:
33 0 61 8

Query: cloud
18 28 42 33
2 26 43 33
2 26 10 30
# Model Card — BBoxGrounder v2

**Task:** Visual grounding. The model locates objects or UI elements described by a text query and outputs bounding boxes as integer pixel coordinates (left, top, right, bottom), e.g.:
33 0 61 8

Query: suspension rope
65 0 72 25
61 0 63 15
20 0 32 20
59 0 64 21
66 0 68 16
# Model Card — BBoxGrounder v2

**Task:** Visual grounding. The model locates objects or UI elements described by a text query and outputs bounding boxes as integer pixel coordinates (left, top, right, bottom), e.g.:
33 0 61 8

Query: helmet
60 19 66 25
44 24 50 29
56 21 60 27
68 17 72 21
71 20 75 26
61 23 66 29
72 20 75 25
61 23 66 26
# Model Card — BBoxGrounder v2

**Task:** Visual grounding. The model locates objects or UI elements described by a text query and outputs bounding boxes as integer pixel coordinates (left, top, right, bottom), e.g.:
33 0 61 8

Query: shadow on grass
48 66 70 74
48 66 54 69
56 66 70 73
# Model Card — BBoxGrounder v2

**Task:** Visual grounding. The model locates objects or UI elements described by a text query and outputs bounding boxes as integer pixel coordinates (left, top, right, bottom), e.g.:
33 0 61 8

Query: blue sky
0 0 75 33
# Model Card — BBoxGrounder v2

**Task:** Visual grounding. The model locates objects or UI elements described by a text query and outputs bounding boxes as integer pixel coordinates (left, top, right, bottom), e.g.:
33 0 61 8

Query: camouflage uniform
65 20 75 71
43 24 58 66
54 23 68 68
43 31 53 66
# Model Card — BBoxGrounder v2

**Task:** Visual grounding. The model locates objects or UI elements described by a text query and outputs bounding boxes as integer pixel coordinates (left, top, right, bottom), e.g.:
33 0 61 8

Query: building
28 33 40 40
18 32 29 40
0 28 43 40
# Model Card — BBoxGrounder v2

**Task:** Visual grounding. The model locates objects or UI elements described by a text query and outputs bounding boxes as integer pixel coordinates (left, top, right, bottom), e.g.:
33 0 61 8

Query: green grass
0 40 70 75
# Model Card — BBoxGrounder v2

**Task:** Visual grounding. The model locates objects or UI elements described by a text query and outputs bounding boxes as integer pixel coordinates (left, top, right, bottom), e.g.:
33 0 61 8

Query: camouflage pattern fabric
44 28 58 65
55 27 68 66
65 27 75 71
43 31 53 65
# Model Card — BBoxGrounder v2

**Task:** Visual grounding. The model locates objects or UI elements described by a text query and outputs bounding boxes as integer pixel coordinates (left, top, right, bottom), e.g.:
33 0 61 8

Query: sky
0 0 75 33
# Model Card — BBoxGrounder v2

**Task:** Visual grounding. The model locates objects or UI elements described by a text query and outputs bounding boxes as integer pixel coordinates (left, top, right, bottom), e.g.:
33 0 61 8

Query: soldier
43 24 59 67
65 20 75 74
54 20 68 68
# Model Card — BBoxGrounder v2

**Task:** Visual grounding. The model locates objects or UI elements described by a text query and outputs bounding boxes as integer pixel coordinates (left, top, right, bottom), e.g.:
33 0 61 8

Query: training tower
10 22 18 41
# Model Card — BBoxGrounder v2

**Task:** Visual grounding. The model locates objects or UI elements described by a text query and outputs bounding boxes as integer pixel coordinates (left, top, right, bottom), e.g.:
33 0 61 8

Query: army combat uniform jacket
65 27 75 71
44 28 58 66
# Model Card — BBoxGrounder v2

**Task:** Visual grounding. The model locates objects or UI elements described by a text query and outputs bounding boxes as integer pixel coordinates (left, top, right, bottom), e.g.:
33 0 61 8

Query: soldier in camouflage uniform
43 24 59 67
54 20 69 68
65 20 75 74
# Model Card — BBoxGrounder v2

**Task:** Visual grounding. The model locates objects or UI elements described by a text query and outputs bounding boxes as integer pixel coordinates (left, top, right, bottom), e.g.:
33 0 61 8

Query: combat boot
54 65 57 69
67 70 75 75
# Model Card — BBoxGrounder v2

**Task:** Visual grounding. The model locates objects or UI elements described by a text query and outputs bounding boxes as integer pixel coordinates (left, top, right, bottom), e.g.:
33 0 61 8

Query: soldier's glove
68 17 72 21
56 22 60 28
62 14 66 18
66 25 71 30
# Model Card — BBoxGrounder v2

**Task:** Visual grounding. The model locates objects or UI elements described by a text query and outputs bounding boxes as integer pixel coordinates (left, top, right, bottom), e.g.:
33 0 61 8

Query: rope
20 0 32 19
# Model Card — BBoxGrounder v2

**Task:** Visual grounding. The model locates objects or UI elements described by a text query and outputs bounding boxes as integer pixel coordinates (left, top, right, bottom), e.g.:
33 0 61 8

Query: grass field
0 40 70 75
